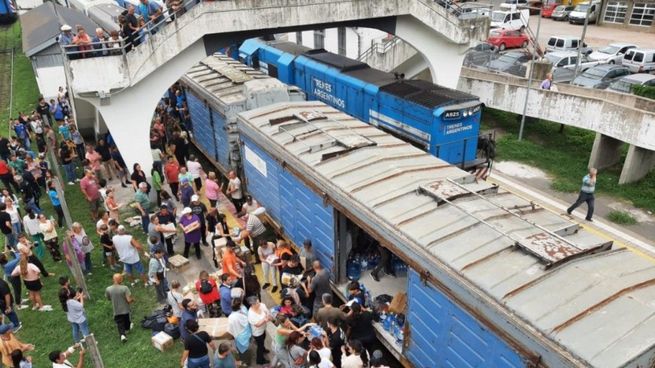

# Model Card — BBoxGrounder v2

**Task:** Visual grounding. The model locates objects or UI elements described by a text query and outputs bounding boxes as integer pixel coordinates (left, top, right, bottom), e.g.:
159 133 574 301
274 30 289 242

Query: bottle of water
384 313 393 331
397 328 404 345
380 312 387 329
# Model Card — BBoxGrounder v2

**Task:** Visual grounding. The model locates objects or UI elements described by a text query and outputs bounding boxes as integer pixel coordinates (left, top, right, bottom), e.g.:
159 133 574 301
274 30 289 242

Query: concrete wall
458 67 655 152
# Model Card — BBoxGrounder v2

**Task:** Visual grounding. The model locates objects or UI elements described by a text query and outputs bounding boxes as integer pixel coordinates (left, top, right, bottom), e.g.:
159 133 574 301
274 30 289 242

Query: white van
545 35 592 54
490 8 530 31
622 49 655 73
568 1 601 24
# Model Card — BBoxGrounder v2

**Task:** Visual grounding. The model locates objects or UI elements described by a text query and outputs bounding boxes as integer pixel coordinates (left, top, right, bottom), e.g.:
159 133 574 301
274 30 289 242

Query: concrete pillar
314 29 325 49
75 39 207 176
619 145 655 184
337 27 346 56
295 31 303 45
588 133 623 170
394 16 468 88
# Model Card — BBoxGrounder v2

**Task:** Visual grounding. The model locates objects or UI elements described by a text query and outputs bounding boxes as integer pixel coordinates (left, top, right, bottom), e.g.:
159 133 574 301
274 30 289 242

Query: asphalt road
531 15 655 49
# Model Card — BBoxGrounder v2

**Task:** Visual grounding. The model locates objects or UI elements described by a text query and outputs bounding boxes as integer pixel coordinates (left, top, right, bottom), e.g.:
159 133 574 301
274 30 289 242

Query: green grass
0 23 183 367
607 210 638 225
482 108 655 212
0 22 40 127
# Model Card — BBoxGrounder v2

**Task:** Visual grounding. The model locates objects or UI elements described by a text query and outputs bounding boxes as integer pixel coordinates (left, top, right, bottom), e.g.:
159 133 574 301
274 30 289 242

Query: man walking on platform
567 168 597 222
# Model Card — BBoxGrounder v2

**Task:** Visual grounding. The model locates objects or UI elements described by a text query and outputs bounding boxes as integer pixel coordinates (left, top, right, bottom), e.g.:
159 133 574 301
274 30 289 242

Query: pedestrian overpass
65 0 489 173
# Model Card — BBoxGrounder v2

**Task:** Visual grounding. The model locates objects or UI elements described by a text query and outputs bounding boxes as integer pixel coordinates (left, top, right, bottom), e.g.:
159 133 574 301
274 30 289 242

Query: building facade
601 0 655 32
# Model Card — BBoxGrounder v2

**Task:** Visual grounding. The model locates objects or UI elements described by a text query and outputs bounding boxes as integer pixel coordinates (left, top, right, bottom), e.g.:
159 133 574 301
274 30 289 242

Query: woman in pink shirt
11 257 45 310
204 171 221 208
85 146 102 179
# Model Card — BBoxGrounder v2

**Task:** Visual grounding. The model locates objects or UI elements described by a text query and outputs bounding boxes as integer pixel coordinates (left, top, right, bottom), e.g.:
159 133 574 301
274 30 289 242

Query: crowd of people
0 79 393 368
58 0 190 58
133 84 393 368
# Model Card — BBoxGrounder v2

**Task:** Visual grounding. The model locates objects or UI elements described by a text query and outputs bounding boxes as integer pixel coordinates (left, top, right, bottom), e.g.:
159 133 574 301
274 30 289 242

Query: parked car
490 9 530 31
588 43 638 64
609 73 655 93
623 48 655 73
458 3 492 19
568 1 601 24
544 51 600 71
570 64 631 89
541 2 561 17
545 35 592 55
487 30 529 50
464 43 499 67
486 50 531 76
552 67 575 83
551 4 575 20
528 0 543 14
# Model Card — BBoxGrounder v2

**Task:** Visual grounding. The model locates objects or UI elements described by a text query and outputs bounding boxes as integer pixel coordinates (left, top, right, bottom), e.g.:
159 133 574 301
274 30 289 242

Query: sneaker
68 182 75 185
75 178 81 182
271 286 278 293
16 305 28 310
262 283 270 290
586 218 594 222
20 299 29 305
120 335 127 343
31 306 38 311
129 322 134 331
13 324 22 333
371 273 380 282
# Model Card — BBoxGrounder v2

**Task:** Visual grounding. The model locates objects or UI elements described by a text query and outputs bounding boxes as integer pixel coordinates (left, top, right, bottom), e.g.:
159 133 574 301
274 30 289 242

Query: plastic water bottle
397 329 404 345
384 313 393 331
380 312 387 329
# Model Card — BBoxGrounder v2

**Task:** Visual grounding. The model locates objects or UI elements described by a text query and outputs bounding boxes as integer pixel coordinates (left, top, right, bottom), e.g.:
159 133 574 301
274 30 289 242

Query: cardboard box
197 318 231 339
168 254 189 272
152 331 174 351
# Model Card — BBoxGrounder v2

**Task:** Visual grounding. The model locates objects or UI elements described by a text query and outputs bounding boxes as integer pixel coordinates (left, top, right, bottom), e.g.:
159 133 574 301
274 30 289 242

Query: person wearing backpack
195 271 220 317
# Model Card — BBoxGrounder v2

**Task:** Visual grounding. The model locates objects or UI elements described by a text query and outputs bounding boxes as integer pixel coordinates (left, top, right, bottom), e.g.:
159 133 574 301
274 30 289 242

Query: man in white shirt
49 345 85 368
226 171 243 213
186 155 203 191
112 226 146 285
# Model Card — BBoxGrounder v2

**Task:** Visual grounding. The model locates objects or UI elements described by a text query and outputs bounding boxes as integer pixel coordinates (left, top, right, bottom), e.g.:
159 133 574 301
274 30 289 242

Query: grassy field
0 22 182 367
482 108 655 213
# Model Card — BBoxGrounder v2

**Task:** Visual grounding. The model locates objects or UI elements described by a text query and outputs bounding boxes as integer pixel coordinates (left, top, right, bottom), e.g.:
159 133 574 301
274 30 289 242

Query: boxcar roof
237 101 655 368
182 54 283 107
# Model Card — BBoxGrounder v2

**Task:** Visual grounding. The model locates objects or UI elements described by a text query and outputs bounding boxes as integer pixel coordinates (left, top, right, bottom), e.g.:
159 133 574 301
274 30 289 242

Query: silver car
570 64 631 89
609 73 655 93
551 5 575 21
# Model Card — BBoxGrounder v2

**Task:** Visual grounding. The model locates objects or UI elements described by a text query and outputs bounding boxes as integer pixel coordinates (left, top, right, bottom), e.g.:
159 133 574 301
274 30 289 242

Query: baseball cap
60 24 72 31
191 194 199 202
182 207 192 215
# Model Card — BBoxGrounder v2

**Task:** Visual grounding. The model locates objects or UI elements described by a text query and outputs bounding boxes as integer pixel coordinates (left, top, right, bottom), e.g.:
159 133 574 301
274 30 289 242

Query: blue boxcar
238 116 525 368
239 39 483 166
0 0 17 23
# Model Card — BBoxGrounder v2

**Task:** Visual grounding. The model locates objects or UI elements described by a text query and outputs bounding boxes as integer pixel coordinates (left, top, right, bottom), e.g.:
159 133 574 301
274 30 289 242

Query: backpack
164 323 180 339
200 279 213 294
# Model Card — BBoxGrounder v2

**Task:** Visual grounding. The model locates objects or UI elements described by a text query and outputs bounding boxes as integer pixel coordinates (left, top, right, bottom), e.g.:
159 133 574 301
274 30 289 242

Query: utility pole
518 7 542 141
573 0 592 79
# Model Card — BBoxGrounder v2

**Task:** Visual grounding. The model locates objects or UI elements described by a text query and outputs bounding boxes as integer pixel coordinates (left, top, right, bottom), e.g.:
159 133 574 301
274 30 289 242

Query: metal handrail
357 36 401 62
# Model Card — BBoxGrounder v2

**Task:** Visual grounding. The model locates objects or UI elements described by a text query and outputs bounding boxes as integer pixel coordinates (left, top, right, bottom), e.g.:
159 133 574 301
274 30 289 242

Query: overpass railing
62 0 490 59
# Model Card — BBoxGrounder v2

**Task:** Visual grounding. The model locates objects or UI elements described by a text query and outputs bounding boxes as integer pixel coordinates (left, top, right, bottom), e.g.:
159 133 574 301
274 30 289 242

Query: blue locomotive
0 0 17 23
239 39 487 168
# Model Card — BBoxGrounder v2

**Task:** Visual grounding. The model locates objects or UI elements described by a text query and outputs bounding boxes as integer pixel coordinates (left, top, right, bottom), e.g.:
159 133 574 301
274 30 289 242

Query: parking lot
533 15 655 49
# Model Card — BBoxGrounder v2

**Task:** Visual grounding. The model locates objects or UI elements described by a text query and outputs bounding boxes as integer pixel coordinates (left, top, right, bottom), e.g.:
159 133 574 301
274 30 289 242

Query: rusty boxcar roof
236 101 655 368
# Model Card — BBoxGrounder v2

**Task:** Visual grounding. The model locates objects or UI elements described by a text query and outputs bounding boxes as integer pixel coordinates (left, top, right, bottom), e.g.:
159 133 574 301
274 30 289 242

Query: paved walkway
489 163 655 258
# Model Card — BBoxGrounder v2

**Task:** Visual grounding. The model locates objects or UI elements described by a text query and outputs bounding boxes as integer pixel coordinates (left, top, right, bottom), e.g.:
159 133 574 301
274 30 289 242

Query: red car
487 30 530 51
541 2 561 17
